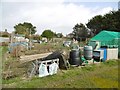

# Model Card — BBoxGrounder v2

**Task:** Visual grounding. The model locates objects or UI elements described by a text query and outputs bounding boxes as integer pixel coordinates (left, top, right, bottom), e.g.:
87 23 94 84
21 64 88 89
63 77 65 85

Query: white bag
49 62 58 75
39 63 49 77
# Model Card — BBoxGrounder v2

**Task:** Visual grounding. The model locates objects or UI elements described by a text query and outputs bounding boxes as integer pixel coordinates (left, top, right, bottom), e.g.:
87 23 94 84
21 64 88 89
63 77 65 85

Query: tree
14 22 36 38
0 29 9 37
104 11 120 32
73 23 89 41
41 30 55 40
86 15 103 35
32 34 42 40
56 33 63 38
86 10 120 35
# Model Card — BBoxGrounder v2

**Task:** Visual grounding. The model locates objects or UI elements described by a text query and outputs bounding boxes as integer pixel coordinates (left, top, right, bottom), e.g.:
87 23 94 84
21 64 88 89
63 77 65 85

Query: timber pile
19 52 52 63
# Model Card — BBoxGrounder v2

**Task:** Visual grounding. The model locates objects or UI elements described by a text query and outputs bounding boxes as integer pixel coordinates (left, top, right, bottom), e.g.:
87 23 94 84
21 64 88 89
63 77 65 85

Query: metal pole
29 28 31 50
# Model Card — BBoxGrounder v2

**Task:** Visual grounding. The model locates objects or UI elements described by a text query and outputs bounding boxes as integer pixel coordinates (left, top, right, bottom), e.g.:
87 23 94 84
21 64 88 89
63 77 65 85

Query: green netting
118 32 120 57
90 30 119 46
89 30 120 57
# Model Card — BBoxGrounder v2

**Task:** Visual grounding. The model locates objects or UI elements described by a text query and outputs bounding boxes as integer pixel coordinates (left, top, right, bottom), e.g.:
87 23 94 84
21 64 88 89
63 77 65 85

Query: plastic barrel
69 49 81 65
99 48 107 61
84 46 93 60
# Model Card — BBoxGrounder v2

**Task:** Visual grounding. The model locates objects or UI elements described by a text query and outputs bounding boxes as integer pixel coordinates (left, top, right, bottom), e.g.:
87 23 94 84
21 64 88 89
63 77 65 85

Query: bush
0 42 9 46
10 45 23 57
2 34 9 37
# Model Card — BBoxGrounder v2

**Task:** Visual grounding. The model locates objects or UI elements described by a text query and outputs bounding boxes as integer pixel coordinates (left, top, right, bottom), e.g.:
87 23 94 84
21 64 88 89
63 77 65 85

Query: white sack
39 63 49 77
49 62 59 75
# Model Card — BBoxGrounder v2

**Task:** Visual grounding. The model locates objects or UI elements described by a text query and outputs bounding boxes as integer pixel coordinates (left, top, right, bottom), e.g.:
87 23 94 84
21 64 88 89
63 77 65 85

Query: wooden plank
20 52 52 59
19 52 52 63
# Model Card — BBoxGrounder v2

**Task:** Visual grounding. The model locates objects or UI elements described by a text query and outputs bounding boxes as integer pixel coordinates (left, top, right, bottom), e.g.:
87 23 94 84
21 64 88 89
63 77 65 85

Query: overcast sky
1 0 119 35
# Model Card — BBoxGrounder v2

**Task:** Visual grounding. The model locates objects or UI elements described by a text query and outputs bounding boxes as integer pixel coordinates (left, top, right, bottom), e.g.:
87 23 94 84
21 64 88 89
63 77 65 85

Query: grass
25 42 70 55
0 46 3 85
1 46 119 88
0 46 8 88
2 60 119 88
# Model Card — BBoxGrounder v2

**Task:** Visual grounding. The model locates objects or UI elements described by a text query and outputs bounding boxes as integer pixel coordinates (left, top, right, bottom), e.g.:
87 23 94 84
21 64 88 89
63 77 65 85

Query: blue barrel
99 48 107 61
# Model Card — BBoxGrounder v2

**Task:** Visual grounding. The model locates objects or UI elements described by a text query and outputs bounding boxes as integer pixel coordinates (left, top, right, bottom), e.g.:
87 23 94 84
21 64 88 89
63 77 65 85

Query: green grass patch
102 60 118 66
2 60 119 88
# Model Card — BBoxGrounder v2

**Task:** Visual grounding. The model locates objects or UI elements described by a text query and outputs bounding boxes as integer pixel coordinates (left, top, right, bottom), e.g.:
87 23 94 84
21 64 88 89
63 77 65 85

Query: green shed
89 30 120 57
